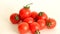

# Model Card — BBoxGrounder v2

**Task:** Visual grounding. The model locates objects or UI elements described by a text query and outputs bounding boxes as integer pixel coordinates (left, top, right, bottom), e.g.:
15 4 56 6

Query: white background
0 0 60 34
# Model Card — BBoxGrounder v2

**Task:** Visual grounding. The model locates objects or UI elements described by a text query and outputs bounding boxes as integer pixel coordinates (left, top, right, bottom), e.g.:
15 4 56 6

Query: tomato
46 18 56 29
19 3 32 20
37 19 46 30
30 11 38 18
37 12 48 21
19 8 31 20
18 22 29 33
10 13 20 24
29 22 40 33
23 17 34 24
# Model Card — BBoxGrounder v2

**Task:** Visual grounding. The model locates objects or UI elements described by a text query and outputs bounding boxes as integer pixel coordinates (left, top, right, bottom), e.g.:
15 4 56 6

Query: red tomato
23 17 34 24
18 22 29 33
37 19 46 30
30 11 38 18
10 13 20 24
46 18 56 29
19 5 31 20
37 12 48 21
29 22 40 33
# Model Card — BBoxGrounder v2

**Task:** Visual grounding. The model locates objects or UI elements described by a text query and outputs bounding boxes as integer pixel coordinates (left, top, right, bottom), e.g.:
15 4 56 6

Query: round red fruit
37 19 46 30
18 22 29 33
10 13 20 24
46 18 56 29
37 12 48 21
19 4 31 20
29 22 40 33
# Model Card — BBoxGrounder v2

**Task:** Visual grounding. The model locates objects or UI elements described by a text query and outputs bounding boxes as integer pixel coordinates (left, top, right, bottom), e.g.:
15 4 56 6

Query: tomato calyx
15 15 19 20
35 30 40 34
38 12 43 16
24 3 32 9
46 18 52 27
46 22 52 27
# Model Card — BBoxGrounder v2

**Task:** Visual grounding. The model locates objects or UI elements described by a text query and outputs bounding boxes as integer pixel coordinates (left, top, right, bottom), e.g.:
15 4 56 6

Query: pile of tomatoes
10 3 56 34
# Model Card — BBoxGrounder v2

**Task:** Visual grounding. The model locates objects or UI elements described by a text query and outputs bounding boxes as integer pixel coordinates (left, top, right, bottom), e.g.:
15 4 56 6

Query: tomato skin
10 13 20 24
46 18 56 29
30 11 38 18
18 22 29 33
37 12 48 21
23 17 34 24
20 32 28 34
19 8 31 20
37 19 46 30
29 22 40 33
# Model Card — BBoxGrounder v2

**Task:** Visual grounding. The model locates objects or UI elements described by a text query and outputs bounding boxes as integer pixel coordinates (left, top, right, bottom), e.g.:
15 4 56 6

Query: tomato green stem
26 3 33 6
24 3 33 9
15 15 19 20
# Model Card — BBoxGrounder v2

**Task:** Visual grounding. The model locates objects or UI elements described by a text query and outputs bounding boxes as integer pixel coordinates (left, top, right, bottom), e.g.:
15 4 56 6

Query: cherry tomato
46 18 56 29
37 12 48 21
10 13 20 24
37 19 46 30
23 17 34 24
19 4 32 20
29 22 40 33
30 11 38 18
18 22 29 33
